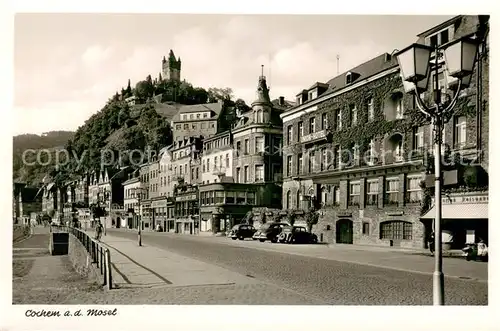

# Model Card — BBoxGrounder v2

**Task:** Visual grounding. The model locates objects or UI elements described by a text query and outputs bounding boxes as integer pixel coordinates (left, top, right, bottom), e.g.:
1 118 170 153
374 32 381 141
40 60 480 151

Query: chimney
279 96 285 106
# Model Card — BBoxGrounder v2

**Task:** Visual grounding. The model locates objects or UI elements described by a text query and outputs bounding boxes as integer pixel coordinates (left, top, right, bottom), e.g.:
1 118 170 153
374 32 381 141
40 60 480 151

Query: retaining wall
68 234 101 284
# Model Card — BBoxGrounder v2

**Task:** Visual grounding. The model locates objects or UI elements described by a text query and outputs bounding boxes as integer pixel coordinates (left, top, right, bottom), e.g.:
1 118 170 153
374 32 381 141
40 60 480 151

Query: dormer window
346 72 353 85
426 26 454 48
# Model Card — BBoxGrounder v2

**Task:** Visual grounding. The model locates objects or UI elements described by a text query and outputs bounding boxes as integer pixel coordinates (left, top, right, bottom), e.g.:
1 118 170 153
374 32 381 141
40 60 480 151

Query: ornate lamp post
395 35 479 305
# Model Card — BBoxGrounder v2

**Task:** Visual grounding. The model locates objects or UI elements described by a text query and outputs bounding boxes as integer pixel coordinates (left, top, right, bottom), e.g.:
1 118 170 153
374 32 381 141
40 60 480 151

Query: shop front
151 196 167 231
420 191 488 249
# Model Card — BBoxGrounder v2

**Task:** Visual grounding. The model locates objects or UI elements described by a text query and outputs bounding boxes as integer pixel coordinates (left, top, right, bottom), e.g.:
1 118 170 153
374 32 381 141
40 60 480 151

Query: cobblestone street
12 228 488 305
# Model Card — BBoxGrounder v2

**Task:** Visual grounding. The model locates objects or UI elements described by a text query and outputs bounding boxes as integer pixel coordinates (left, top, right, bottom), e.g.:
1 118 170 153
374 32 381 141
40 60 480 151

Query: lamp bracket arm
442 80 463 117
414 91 433 118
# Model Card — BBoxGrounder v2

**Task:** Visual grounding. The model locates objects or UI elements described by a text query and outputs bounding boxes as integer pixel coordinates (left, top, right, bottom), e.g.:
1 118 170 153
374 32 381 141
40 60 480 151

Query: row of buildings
15 15 489 249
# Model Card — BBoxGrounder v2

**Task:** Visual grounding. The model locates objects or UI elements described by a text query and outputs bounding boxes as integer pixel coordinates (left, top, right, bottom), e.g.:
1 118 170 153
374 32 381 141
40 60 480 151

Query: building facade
198 73 284 233
280 15 489 249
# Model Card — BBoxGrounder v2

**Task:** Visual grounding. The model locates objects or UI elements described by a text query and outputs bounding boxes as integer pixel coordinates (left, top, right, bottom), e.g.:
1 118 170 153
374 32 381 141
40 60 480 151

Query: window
349 181 360 206
192 123 197 129
201 123 206 129
296 190 301 209
215 191 224 204
182 114 187 120
196 114 200 119
367 98 374 122
346 72 352 85
286 191 291 209
413 126 425 151
406 175 423 203
244 166 249 183
350 105 357 126
380 221 413 240
190 114 194 119
454 116 467 148
226 153 230 168
176 124 181 130
191 168 195 181
333 187 340 206
335 109 342 130
298 122 303 141
396 98 404 119
255 136 264 153
214 156 218 171
352 144 359 165
309 117 316 134
297 153 303 175
207 159 210 172
247 192 256 205
322 113 328 130
210 122 215 128
321 148 327 171
385 178 400 205
255 165 264 182
287 125 293 145
287 155 293 177
203 113 208 118
308 151 315 173
183 124 189 130
335 146 341 169
236 141 241 152
366 180 379 206
236 168 241 183
362 222 370 235
244 139 249 154
225 191 235 204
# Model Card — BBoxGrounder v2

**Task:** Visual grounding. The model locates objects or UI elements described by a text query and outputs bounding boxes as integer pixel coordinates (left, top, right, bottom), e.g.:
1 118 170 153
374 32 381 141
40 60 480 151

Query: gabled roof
324 53 397 95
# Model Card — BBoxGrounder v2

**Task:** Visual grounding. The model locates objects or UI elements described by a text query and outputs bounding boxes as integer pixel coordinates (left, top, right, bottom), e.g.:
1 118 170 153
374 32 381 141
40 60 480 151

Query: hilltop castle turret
162 49 181 82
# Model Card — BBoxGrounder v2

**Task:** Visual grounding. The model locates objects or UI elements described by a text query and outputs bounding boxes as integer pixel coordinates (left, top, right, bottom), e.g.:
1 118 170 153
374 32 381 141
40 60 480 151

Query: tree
235 98 250 112
207 87 233 102
304 207 319 233
135 80 154 101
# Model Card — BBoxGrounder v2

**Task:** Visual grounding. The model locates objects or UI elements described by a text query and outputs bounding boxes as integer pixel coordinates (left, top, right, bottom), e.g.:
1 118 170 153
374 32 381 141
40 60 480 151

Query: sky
14 14 453 135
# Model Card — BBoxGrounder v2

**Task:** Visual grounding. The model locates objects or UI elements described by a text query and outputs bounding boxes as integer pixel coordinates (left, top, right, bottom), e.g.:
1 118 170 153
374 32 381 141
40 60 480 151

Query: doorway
336 219 353 244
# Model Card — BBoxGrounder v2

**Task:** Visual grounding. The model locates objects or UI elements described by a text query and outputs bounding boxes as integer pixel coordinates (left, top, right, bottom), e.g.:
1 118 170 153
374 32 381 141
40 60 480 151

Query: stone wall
311 204 426 248
68 234 101 284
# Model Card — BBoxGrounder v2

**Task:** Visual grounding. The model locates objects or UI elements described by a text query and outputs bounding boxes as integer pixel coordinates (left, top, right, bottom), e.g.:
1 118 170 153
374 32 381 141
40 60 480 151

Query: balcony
302 130 329 146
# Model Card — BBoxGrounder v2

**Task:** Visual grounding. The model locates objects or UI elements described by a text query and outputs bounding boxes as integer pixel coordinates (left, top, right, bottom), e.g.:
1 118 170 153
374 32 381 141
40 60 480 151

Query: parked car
229 224 256 240
278 226 318 244
252 222 290 243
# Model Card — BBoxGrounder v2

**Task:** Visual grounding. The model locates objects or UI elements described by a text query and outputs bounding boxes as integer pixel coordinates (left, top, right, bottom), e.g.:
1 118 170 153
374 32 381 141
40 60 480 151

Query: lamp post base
433 271 445 305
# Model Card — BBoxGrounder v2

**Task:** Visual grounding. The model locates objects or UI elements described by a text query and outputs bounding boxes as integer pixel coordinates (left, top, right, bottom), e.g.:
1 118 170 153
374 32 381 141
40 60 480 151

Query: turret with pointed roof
162 49 181 82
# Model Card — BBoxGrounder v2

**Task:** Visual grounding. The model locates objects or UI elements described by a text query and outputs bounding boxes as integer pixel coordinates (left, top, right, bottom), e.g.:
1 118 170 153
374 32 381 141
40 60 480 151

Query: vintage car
228 224 256 240
277 225 318 244
252 222 290 243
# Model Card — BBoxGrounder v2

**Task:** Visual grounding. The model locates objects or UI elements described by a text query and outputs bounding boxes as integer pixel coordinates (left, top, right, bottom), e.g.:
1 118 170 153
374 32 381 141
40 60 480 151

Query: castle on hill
161 49 181 82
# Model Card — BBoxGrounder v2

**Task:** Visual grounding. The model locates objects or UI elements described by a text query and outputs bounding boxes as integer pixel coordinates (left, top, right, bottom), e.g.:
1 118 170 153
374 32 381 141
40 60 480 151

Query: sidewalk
88 231 259 289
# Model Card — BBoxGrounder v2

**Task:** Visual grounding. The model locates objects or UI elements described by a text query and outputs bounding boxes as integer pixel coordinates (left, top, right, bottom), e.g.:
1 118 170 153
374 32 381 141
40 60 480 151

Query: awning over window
421 203 489 220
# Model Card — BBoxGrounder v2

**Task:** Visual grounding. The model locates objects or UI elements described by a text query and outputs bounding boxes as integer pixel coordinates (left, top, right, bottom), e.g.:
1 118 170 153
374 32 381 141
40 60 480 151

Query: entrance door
336 219 353 244
116 217 121 228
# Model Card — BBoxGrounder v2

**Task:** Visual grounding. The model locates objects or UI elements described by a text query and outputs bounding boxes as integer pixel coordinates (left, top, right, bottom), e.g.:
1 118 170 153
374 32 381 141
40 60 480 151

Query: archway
336 219 353 244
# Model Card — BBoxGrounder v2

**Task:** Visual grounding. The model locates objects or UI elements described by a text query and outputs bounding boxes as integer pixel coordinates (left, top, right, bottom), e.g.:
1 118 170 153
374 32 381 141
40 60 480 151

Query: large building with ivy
280 15 489 249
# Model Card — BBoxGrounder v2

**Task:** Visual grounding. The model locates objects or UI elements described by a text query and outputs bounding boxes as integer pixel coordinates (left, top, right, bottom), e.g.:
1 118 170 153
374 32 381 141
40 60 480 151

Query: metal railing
50 225 112 289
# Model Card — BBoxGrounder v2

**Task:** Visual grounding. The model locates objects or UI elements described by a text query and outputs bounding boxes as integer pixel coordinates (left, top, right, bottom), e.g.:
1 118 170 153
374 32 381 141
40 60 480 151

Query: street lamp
131 186 147 246
395 35 479 306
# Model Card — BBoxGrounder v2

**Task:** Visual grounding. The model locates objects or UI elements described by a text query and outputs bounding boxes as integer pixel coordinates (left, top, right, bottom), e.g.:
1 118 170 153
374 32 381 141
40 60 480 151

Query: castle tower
162 50 181 82
251 65 272 123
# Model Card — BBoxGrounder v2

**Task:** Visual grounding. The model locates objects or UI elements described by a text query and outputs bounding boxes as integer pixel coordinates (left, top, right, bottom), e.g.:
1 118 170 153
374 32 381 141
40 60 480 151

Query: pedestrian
95 221 103 241
428 232 435 254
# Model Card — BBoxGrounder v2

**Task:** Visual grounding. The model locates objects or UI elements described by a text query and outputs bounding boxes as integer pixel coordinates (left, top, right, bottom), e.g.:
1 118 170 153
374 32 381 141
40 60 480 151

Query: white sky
13 14 454 135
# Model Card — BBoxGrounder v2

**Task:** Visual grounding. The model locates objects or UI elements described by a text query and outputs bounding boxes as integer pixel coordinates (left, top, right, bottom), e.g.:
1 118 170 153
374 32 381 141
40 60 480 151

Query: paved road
106 229 487 305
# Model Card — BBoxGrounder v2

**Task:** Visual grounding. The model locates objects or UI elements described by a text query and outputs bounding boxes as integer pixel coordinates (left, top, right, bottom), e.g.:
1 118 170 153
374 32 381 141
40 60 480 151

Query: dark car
229 224 256 240
278 226 318 244
252 222 290 243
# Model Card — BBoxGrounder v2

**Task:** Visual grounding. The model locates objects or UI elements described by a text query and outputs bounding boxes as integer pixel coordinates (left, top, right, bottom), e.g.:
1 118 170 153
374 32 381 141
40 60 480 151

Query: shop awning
421 203 489 220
